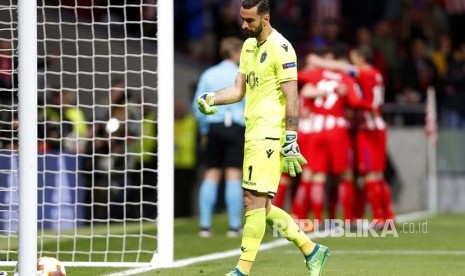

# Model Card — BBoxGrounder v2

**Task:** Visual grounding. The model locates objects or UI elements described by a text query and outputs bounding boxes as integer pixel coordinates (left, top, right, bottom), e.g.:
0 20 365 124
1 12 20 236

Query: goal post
17 0 38 275
0 0 174 270
156 0 174 268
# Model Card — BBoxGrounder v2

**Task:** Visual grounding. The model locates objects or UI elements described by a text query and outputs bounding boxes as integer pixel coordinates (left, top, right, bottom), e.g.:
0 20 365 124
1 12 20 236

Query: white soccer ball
36 256 66 276
13 256 67 276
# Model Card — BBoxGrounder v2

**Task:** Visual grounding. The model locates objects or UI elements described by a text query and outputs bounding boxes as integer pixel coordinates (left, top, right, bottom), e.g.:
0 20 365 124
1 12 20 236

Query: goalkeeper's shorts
242 138 282 198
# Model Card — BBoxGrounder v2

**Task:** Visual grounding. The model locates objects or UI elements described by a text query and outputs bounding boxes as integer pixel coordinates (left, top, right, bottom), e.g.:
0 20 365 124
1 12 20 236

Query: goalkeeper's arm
213 72 246 105
196 72 246 115
280 80 307 177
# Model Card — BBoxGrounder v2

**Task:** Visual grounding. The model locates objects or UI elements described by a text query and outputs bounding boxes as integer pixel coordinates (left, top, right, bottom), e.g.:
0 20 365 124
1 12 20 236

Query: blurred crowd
57 0 158 38
174 0 465 128
0 1 158 221
0 1 464 222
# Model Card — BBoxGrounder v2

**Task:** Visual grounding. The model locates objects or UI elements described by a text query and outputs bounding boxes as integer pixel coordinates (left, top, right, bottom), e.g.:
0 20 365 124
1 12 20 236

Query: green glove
196 93 217 115
281 130 307 177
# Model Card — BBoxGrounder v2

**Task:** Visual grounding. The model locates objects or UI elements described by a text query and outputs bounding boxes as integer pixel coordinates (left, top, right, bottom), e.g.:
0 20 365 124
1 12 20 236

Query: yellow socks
299 241 317 257
238 208 266 274
235 205 316 275
266 205 313 249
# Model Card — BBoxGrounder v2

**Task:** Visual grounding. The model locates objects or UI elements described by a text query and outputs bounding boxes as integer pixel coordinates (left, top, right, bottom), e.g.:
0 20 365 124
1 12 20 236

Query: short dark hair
219 37 243 59
241 0 270 15
314 47 334 57
353 45 374 64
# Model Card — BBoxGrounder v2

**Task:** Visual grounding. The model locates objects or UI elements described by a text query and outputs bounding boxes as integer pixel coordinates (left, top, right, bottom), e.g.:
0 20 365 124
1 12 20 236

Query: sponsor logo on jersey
266 149 274 158
243 180 257 186
281 44 288 52
282 62 296 69
246 71 259 89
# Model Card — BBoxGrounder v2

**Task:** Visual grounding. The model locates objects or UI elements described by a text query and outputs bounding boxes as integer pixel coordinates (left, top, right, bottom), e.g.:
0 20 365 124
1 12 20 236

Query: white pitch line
103 230 332 276
393 210 432 224
172 228 332 268
103 210 433 276
284 249 465 256
331 249 465 255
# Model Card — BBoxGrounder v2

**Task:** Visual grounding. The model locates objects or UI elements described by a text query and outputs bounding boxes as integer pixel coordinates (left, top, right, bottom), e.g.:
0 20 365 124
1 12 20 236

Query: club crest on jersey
282 62 296 69
260 51 267 63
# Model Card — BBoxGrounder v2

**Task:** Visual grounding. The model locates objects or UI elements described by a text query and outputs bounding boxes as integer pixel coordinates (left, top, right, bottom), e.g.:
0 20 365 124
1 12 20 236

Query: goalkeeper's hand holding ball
196 93 217 115
281 130 307 177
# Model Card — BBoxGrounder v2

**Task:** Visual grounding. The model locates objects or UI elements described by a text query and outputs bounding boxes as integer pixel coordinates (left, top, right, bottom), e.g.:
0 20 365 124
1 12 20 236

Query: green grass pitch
1 213 465 275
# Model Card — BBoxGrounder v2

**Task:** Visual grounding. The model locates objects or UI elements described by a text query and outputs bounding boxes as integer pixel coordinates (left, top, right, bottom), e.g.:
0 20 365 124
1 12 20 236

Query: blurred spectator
398 0 448 45
0 109 18 150
174 98 198 217
441 0 465 46
142 0 157 37
313 0 341 25
431 34 453 81
183 0 216 61
399 38 439 124
426 0 450 45
323 17 348 56
61 0 106 22
271 0 307 47
399 38 438 102
129 102 158 219
38 90 61 152
213 0 242 46
95 78 126 123
441 42 465 128
123 0 157 38
342 0 388 37
296 23 325 59
373 20 401 101
356 27 389 85
94 78 140 141
61 90 89 153
0 39 16 106
297 16 348 60
84 78 140 220
0 39 17 150
41 89 88 153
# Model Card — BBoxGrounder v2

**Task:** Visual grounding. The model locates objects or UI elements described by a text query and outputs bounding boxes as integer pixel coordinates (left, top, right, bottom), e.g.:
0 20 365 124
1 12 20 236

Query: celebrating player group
275 46 395 230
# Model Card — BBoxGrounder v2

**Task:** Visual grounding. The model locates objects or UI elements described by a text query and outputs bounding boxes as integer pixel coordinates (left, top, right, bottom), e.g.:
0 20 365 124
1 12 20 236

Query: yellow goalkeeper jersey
239 29 297 141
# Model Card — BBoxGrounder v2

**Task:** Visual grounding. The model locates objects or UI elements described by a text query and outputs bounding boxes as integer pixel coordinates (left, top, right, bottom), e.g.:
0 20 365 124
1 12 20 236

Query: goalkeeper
196 1 329 275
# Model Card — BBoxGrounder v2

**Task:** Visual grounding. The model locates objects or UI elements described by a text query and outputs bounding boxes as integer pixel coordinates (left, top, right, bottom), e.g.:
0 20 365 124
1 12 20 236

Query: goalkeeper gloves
196 92 217 115
281 130 307 177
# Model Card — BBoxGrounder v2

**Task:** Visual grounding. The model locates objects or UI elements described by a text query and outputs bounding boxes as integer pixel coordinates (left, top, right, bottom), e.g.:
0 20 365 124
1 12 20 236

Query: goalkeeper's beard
242 24 263 39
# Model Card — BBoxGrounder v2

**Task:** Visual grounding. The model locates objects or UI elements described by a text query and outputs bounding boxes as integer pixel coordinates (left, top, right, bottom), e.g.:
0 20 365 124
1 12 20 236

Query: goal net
0 0 173 269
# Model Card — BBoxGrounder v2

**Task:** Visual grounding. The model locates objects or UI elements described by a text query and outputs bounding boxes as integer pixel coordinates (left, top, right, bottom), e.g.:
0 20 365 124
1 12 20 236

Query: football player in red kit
309 46 395 226
293 50 374 225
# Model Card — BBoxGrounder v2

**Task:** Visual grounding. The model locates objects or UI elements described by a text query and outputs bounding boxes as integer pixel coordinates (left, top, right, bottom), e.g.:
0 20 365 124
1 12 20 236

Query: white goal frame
10 0 174 272
17 0 38 275
156 0 174 269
